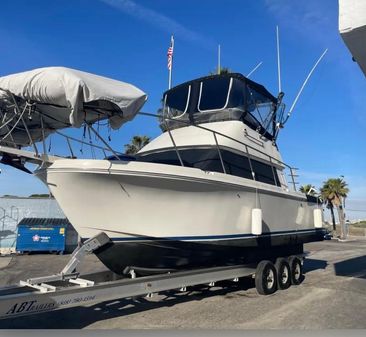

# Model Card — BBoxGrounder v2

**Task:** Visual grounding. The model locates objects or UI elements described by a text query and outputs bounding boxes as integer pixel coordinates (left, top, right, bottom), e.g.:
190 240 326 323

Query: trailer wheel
255 260 278 295
275 258 291 290
289 256 303 285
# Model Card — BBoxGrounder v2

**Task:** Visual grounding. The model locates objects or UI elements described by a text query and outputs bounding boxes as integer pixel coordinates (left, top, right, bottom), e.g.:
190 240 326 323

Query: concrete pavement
1 239 366 329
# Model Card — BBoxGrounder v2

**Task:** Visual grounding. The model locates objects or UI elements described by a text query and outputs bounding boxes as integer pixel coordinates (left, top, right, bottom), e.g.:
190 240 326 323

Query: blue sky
0 0 365 220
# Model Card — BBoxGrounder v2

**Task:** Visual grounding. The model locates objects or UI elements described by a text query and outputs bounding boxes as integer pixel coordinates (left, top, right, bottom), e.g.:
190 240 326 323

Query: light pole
339 175 348 238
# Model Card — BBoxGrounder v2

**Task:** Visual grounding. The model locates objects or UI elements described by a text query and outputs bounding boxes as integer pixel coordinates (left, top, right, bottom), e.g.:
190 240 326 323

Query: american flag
167 37 174 70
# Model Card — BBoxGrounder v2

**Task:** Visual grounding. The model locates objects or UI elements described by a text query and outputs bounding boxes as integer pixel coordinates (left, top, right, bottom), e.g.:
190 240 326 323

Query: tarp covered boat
0 66 147 147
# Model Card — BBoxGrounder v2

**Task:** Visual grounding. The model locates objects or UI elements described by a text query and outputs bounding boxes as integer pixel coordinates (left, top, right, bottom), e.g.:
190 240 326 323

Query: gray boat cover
0 67 147 147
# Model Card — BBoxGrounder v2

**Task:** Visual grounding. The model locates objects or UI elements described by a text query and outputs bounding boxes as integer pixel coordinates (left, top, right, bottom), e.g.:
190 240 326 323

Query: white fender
251 208 262 235
314 208 323 228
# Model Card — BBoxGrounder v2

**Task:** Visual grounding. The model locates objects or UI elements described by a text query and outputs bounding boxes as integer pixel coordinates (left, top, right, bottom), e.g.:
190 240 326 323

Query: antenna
218 44 221 75
246 61 263 78
276 25 282 93
287 48 328 116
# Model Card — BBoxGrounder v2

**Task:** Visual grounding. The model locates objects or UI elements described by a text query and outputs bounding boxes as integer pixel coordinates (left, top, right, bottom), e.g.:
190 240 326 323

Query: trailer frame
0 232 304 320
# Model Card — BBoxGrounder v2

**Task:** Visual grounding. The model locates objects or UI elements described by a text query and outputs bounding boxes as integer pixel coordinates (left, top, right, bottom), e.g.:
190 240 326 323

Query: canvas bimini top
161 73 283 141
0 67 147 147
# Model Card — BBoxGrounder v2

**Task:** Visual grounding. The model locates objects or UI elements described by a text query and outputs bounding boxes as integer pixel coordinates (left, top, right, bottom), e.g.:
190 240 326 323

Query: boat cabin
134 74 286 188
160 73 282 141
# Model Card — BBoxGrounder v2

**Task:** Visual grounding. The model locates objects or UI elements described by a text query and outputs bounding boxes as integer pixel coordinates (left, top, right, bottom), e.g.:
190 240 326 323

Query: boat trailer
0 232 304 320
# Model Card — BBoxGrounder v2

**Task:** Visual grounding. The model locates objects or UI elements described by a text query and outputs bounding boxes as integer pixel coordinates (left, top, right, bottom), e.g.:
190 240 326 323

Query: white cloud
100 0 216 50
264 0 333 45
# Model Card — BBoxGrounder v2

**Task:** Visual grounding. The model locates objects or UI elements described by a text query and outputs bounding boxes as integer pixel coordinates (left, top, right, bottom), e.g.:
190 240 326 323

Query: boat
0 67 326 275
339 0 366 77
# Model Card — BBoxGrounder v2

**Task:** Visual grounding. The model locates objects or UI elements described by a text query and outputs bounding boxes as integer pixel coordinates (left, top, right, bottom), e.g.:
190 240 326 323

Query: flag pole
168 35 174 89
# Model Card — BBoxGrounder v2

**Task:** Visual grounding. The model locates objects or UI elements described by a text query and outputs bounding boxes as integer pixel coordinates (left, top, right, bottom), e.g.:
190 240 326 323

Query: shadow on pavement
303 258 327 273
334 255 366 279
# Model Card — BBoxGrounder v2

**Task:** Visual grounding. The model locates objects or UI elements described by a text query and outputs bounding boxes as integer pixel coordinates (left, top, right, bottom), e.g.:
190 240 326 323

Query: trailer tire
275 258 291 290
289 256 303 285
255 260 278 295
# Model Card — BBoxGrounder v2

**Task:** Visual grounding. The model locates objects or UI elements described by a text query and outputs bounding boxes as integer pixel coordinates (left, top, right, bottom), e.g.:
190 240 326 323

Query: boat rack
0 232 258 320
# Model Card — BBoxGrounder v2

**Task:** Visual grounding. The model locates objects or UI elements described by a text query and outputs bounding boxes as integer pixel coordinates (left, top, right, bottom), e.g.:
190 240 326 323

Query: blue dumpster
16 218 70 254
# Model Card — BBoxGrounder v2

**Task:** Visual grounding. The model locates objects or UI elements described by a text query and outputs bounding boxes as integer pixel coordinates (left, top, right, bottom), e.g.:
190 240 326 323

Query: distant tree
320 178 349 239
28 194 52 198
1 195 19 198
299 184 316 196
124 135 151 155
209 66 232 75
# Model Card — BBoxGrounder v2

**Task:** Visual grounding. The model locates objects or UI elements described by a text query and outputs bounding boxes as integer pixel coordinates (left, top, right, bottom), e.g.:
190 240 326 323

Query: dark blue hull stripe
87 228 323 242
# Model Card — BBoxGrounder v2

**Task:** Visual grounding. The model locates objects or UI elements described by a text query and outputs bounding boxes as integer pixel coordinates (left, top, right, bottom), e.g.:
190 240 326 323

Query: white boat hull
40 159 325 274
44 159 319 238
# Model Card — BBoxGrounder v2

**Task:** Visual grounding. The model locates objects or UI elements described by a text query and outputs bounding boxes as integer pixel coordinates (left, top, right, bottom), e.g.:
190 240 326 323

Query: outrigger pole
272 26 328 139
247 61 263 78
274 48 328 136
276 25 282 94
286 48 328 119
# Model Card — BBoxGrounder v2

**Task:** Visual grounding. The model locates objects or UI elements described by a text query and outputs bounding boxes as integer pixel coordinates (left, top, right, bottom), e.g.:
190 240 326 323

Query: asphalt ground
1 238 366 329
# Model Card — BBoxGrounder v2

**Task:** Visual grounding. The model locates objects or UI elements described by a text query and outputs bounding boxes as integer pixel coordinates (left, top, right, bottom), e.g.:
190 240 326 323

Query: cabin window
137 148 224 173
198 77 232 112
251 159 278 186
221 150 253 180
227 78 246 109
165 85 191 118
137 148 280 186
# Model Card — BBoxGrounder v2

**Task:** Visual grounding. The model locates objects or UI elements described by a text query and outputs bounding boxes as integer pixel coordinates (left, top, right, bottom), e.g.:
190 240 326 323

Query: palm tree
320 178 349 239
299 184 316 196
323 196 337 232
124 135 151 155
